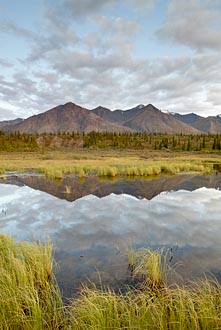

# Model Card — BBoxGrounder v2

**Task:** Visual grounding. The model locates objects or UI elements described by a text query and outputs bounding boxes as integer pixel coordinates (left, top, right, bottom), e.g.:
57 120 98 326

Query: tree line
1 130 221 152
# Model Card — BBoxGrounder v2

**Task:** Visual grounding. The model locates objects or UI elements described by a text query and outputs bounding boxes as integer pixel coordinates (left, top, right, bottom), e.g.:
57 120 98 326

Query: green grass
2 235 221 329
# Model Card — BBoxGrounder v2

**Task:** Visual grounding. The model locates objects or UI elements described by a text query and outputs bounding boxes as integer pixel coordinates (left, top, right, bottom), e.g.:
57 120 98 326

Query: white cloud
0 0 221 119
157 0 221 51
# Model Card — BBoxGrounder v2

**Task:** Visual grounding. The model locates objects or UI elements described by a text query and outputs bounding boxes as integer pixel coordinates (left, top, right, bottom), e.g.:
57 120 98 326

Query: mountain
173 113 221 134
122 104 201 133
92 104 145 124
93 104 200 134
0 118 23 129
3 102 133 134
3 101 221 134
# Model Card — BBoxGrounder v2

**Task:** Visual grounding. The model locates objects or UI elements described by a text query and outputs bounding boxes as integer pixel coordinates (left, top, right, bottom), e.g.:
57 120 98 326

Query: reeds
65 185 71 194
2 234 221 329
0 150 218 179
0 234 66 329
70 248 221 329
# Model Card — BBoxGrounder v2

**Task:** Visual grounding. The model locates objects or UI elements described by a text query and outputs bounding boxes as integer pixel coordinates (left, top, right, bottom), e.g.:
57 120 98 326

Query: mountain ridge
1 101 221 134
173 112 221 133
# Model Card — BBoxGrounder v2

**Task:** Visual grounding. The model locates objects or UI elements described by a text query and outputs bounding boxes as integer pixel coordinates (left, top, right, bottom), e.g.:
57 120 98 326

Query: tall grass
0 150 219 179
70 248 221 329
0 234 66 329
37 161 211 179
2 235 221 329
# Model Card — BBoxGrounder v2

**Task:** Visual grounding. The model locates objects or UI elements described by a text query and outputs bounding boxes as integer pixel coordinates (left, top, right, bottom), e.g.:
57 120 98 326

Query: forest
1 130 221 152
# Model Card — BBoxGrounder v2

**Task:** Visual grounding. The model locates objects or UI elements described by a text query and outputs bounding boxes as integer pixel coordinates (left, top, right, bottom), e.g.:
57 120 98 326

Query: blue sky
0 0 221 120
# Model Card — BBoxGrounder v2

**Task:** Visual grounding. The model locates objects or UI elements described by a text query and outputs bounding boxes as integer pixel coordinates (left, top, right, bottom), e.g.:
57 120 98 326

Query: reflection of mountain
1 182 221 299
3 173 221 202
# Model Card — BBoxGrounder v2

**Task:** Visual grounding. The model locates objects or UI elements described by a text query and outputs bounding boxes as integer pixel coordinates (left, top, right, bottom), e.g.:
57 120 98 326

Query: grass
0 149 220 179
2 236 221 329
0 234 66 329
70 248 221 329
65 185 71 194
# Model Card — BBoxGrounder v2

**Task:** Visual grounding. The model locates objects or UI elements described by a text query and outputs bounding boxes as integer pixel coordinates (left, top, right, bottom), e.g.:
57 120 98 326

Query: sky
0 0 221 120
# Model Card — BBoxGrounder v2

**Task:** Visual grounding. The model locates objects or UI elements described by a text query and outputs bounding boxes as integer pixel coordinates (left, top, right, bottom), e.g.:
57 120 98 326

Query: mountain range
1 102 221 134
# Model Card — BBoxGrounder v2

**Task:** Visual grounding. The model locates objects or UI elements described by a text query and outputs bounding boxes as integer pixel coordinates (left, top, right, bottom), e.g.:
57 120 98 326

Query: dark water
1 173 221 300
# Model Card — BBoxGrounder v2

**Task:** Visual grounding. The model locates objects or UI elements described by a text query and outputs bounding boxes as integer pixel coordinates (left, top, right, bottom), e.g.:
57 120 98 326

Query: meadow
2 234 221 329
0 148 220 179
1 132 221 179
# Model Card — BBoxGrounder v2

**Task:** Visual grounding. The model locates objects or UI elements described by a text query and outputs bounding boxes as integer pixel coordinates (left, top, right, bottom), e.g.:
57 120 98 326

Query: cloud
0 106 18 121
206 87 221 107
0 0 221 119
44 0 117 23
0 21 34 39
0 58 14 68
95 15 139 37
26 32 79 62
130 0 157 14
58 0 117 19
1 51 221 118
156 0 221 51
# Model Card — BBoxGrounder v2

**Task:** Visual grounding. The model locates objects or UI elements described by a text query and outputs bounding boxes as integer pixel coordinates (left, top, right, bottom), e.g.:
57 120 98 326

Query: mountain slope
4 102 133 134
0 118 23 129
92 104 201 133
123 104 201 134
4 102 221 134
174 113 221 134
92 104 145 124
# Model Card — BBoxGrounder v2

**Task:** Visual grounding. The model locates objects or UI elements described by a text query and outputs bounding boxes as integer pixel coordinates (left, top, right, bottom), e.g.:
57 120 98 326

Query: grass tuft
0 234 66 329
70 248 221 329
2 235 221 329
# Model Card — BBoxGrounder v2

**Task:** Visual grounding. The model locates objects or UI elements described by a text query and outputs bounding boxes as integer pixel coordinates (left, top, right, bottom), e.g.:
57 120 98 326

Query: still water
1 173 221 299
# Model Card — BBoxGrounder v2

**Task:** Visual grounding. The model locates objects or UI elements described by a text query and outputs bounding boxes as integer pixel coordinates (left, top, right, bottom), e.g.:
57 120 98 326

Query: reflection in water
0 182 221 299
1 172 221 201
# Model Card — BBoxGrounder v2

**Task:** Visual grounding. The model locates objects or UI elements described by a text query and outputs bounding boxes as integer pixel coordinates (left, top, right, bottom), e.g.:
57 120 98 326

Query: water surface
1 175 221 299
2 172 221 201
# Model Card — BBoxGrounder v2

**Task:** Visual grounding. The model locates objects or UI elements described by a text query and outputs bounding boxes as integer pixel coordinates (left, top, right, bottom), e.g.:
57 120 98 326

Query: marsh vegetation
0 235 66 329
1 131 221 179
2 234 221 329
0 148 221 180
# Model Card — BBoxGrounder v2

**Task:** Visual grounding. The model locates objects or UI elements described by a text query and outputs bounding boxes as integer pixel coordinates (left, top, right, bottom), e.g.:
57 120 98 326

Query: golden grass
1 237 221 329
0 149 220 179
0 234 66 329
70 248 221 329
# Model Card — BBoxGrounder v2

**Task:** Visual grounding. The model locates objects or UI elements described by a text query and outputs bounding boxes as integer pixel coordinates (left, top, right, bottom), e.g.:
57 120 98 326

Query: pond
1 173 221 300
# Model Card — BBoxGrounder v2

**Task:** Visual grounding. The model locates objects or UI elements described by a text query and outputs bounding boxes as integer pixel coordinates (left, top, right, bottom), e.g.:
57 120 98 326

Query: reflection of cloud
0 184 221 251
1 183 221 295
